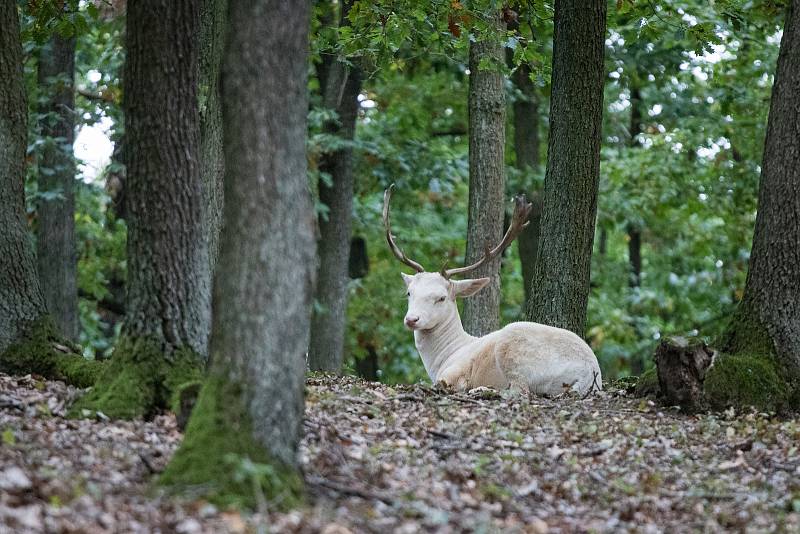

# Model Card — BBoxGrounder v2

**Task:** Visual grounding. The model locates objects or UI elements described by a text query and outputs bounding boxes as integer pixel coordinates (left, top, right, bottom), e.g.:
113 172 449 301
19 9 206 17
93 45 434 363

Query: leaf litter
0 373 798 533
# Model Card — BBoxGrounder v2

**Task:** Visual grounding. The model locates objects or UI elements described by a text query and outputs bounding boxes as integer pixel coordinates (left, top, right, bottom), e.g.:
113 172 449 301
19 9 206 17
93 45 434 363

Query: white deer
383 185 602 396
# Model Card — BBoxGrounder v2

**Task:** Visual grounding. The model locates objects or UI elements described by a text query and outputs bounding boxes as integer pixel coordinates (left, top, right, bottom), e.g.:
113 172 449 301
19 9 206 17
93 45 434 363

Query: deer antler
383 184 425 273
443 194 533 278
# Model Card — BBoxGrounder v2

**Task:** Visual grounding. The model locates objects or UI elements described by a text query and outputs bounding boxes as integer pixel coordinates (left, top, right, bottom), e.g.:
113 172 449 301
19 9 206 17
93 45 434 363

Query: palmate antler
383 184 425 273
382 184 533 278
442 194 533 279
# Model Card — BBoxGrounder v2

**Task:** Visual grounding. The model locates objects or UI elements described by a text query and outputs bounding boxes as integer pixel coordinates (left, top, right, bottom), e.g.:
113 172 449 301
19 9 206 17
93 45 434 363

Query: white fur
402 272 602 396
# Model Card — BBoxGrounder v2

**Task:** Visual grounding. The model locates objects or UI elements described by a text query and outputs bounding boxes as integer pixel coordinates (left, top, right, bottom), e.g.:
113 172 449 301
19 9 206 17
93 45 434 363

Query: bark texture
161 0 314 505
463 14 506 337
71 0 209 419
308 0 362 372
121 0 209 354
37 33 79 341
0 3 49 353
527 0 607 335
720 1 800 389
199 0 226 273
627 82 642 289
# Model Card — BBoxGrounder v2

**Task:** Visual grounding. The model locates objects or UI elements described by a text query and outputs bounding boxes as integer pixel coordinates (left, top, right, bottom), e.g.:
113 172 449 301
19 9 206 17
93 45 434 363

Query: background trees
2 0 795 408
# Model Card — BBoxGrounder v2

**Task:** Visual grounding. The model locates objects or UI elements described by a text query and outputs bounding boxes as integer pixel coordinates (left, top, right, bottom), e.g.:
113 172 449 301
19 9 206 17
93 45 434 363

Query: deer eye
435 296 446 304
407 291 411 297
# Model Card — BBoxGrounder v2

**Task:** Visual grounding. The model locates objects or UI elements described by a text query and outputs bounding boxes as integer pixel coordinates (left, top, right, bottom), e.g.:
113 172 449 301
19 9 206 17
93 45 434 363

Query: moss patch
635 367 660 397
704 352 792 412
0 316 102 388
159 374 302 509
68 336 202 420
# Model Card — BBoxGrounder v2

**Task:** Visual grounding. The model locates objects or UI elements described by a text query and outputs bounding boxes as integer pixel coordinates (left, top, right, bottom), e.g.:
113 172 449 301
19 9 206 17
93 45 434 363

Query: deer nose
404 315 419 328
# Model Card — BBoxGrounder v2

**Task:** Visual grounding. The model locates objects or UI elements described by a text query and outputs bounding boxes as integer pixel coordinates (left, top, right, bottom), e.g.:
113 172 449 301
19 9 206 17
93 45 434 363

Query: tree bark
0 4 100 387
463 14 506 337
519 192 542 308
526 0 607 335
717 0 800 397
199 0 226 273
71 0 210 419
161 0 314 505
308 0 362 372
36 33 79 341
0 4 47 353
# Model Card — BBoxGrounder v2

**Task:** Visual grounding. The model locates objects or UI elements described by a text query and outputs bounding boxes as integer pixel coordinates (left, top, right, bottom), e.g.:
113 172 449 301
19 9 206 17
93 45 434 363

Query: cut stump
654 336 716 411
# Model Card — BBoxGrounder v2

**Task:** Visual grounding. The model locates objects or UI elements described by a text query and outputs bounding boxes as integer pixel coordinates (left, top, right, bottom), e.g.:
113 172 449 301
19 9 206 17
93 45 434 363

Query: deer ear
451 278 490 298
401 272 414 287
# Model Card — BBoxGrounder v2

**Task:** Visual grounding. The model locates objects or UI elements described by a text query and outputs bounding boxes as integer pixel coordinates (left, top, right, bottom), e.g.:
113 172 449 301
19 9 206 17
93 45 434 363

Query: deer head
383 184 532 331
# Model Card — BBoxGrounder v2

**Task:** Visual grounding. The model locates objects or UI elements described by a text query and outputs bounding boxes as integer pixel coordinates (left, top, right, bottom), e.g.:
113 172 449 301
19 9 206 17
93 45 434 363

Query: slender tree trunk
308 0 361 372
463 14 506 337
0 4 99 387
162 0 314 505
36 33 79 341
71 0 210 419
507 30 542 311
527 0 607 335
627 82 642 289
706 0 800 409
199 0 226 273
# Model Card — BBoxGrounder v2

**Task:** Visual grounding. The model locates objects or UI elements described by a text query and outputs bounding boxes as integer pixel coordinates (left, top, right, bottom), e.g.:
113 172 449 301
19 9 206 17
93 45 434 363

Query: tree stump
654 336 716 411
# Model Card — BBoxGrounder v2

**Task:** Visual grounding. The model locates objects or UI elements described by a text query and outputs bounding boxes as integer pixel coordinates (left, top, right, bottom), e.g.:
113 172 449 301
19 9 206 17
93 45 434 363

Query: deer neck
413 307 475 382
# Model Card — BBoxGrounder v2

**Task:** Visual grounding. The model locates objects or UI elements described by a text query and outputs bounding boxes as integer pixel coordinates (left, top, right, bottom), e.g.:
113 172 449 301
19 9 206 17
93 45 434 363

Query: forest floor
0 373 799 534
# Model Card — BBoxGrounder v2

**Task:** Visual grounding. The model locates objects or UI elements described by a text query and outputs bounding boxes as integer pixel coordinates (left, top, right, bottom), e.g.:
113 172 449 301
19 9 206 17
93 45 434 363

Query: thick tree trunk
463 14 506 337
0 4 100 387
161 0 314 505
308 0 361 372
36 33 79 341
526 0 607 335
199 0 226 273
711 0 800 408
0 4 46 353
71 0 210 419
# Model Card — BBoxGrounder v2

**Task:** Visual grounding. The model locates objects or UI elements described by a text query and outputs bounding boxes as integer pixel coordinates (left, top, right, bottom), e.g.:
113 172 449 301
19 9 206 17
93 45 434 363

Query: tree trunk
463 14 506 337
627 82 642 289
71 0 210 420
0 4 46 353
0 4 99 387
161 0 314 506
707 0 800 410
199 0 226 273
518 192 542 308
526 0 607 335
308 0 361 372
507 20 543 313
36 33 79 341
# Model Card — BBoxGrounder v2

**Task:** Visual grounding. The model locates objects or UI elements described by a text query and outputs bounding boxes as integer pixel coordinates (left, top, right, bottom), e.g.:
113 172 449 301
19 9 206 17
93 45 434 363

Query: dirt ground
0 373 798 533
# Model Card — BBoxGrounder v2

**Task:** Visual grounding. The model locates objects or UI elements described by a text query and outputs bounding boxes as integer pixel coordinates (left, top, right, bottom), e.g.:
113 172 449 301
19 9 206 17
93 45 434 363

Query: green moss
159 374 302 509
68 336 202 420
0 316 102 388
635 367 660 397
704 352 792 412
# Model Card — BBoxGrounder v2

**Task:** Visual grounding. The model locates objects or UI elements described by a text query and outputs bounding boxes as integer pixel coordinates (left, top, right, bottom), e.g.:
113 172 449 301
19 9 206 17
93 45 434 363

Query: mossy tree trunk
705 1 800 411
526 0 607 335
36 32 79 341
161 0 314 506
71 0 210 419
463 12 506 337
308 0 362 372
0 4 99 387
